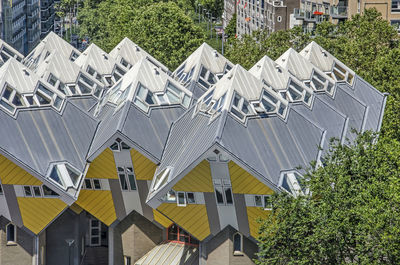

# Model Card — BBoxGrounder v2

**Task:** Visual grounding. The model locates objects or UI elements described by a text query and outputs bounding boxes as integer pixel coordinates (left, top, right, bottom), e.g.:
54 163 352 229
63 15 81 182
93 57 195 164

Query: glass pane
187 193 195 204
33 186 41 197
66 165 80 186
177 192 186 205
119 174 128 190
128 174 136 190
233 234 242 251
166 190 176 202
215 187 224 204
166 90 180 104
200 66 208 78
91 219 99 226
93 179 101 190
91 238 99 245
145 92 155 105
85 179 92 189
49 166 64 186
254 195 263 207
7 224 15 242
3 87 12 100
24 186 32 196
225 188 233 205
43 185 58 196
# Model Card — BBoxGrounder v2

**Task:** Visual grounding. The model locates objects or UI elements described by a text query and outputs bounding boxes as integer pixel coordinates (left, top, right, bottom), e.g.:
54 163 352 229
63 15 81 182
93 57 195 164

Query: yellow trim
158 203 210 240
153 209 173 228
229 161 273 195
173 160 213 192
86 148 118 179
130 149 157 180
17 197 66 234
246 206 270 238
69 203 83 214
0 154 42 186
75 190 116 226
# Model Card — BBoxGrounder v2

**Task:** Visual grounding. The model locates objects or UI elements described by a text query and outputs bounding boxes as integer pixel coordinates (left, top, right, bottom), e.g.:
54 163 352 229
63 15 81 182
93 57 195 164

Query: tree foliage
78 1 205 69
225 13 237 40
257 133 400 264
199 0 224 18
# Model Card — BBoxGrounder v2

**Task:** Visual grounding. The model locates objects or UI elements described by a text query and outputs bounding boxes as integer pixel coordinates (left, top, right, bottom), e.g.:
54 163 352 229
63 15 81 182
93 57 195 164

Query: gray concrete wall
114 211 163 263
46 209 85 265
0 216 34 265
203 226 257 265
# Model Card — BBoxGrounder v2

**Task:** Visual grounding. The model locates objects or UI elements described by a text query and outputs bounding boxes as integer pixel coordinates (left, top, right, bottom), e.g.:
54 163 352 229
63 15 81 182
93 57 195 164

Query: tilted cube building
0 32 387 265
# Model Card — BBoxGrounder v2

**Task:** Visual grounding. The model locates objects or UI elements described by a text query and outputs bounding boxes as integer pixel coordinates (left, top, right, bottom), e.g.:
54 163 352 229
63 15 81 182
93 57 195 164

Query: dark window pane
33 186 41 197
7 224 15 242
187 193 195 204
24 186 32 196
215 187 224 204
43 185 58 196
119 174 128 190
178 192 185 205
93 179 101 190
85 179 92 189
225 188 233 205
233 234 242 252
128 174 136 190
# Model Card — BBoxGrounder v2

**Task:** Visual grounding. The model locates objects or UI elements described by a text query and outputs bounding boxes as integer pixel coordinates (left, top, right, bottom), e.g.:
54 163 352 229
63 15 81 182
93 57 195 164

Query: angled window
47 163 82 190
230 93 252 122
117 167 136 191
33 186 42 197
84 179 92 189
6 223 16 244
93 179 101 190
186 192 196 204
177 192 186 207
152 167 171 191
134 83 157 112
0 184 3 195
279 171 305 197
42 185 59 197
233 233 243 255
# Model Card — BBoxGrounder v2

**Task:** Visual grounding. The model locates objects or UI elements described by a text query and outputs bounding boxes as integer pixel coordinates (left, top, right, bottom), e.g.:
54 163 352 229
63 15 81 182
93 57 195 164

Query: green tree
199 0 224 18
225 13 236 40
78 1 205 69
256 132 400 264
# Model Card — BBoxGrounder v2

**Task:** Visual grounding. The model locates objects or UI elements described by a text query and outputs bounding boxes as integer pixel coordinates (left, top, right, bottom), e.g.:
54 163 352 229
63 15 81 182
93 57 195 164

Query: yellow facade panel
69 203 83 214
17 197 67 234
246 206 270 239
86 148 118 179
0 154 42 186
153 209 173 228
229 161 273 195
130 149 157 180
157 203 210 240
173 160 213 192
75 190 116 226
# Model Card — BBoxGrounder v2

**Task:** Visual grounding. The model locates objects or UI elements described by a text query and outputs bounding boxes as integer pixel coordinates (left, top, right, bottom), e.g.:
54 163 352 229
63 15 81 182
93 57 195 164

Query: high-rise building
0 0 40 54
229 0 400 37
0 33 386 265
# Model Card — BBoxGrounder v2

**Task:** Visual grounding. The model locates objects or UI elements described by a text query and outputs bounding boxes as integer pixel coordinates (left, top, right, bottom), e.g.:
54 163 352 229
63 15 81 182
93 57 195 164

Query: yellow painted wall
246 206 270 239
157 203 210 240
130 149 157 180
86 148 118 179
17 197 66 234
0 154 42 185
69 203 83 214
229 161 273 195
75 190 116 226
173 160 213 192
153 209 173 228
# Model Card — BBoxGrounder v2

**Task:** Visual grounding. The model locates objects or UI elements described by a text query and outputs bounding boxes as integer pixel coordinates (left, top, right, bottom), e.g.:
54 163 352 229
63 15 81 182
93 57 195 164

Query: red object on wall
314 11 324 15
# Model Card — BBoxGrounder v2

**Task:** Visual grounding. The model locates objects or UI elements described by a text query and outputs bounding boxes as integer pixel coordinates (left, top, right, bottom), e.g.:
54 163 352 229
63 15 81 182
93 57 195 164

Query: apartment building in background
228 0 400 36
0 0 40 54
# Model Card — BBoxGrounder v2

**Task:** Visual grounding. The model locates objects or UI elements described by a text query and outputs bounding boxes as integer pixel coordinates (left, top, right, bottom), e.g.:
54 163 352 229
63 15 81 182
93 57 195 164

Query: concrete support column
108 226 114 265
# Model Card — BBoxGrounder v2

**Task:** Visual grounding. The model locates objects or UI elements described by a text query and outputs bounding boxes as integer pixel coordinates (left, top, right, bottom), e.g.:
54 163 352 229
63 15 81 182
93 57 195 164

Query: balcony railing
330 6 347 18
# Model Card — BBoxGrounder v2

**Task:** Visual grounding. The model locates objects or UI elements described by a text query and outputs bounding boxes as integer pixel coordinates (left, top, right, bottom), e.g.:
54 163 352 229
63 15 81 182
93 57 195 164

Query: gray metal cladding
68 97 98 113
220 110 324 186
318 85 367 141
0 101 98 177
157 107 222 178
351 76 386 132
121 104 187 161
293 97 347 151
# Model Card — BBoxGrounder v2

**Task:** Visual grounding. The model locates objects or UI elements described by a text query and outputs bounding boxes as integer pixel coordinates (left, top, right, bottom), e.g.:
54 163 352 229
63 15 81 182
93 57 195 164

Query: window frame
6 223 17 245
213 179 234 206
233 232 243 256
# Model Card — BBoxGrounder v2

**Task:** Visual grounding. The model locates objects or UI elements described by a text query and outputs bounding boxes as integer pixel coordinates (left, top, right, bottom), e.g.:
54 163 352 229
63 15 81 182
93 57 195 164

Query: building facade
0 32 386 265
0 0 40 54
230 0 400 36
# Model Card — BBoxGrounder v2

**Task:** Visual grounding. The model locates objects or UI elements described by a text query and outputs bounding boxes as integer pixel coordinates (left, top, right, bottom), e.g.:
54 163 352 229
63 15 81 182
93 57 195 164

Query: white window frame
89 217 101 247
117 167 137 192
177 191 186 207
214 179 234 206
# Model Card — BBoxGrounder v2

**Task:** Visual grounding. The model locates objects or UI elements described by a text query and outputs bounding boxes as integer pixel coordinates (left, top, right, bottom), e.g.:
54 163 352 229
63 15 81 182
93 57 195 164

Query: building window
83 178 102 190
110 138 130 152
177 192 186 206
254 195 272 210
33 186 42 197
6 223 16 244
124 256 131 265
24 186 32 197
233 233 243 255
214 179 234 206
0 184 3 195
167 224 199 246
117 167 137 191
277 16 282 22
